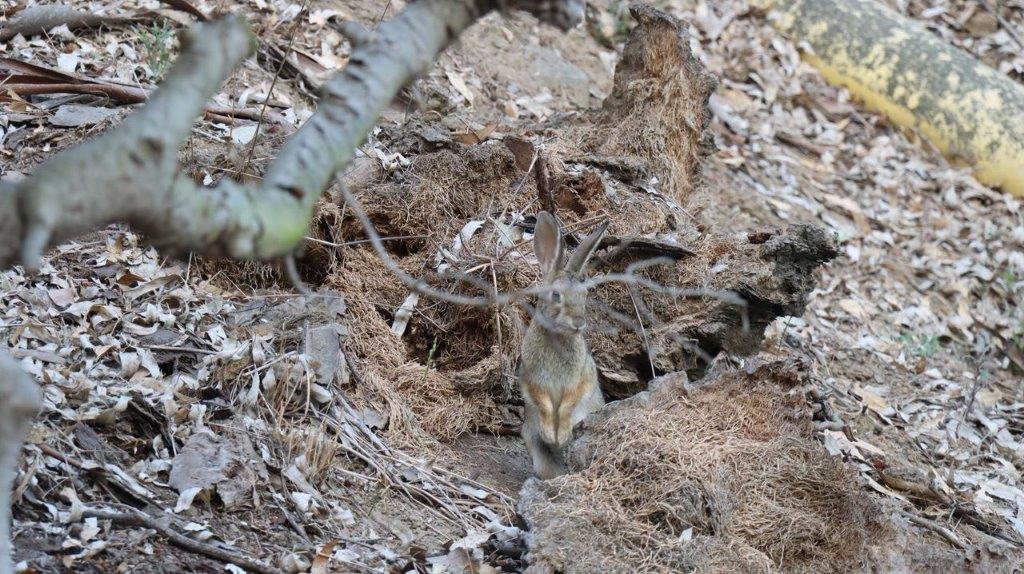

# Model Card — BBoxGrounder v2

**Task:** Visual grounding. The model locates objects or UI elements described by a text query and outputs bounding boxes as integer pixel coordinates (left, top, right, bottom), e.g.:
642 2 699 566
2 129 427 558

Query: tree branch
1 16 254 270
1 0 583 272
0 352 41 574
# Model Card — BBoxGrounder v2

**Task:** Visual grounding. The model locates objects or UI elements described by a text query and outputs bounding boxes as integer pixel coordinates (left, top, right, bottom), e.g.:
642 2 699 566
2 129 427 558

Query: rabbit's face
536 278 589 334
532 211 608 335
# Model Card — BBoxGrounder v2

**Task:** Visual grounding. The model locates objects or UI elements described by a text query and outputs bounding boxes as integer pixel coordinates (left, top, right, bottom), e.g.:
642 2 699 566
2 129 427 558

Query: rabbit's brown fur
518 212 608 479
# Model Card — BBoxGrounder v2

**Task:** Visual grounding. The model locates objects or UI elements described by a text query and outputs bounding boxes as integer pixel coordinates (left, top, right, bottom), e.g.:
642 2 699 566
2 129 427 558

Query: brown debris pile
581 4 718 203
325 247 522 442
319 141 535 442
315 4 837 443
590 223 837 397
6 0 1024 569
519 356 876 573
518 354 1022 573
674 0 1024 546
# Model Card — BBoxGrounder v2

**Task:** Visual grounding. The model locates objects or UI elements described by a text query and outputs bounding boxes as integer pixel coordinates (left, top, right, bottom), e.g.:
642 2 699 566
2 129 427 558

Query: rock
49 105 117 127
965 10 999 37
304 323 348 387
169 429 261 511
525 45 592 107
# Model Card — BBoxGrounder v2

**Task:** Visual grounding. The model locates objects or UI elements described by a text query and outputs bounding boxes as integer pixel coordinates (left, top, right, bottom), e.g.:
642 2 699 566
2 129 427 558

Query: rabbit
518 211 609 479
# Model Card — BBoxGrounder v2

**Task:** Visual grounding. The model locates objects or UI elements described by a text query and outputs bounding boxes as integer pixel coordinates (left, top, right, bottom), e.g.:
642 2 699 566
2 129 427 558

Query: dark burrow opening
402 307 498 373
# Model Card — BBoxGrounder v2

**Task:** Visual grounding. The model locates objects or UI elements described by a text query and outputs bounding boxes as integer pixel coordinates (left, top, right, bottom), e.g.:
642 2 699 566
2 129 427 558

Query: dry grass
520 356 880 573
580 5 717 204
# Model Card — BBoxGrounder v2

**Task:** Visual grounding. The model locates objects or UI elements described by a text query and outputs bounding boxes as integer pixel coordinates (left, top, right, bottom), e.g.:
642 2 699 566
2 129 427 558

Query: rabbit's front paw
538 422 558 445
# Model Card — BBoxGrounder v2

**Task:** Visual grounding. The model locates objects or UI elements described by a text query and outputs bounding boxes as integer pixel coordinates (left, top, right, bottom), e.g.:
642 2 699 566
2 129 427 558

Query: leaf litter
2 0 1024 572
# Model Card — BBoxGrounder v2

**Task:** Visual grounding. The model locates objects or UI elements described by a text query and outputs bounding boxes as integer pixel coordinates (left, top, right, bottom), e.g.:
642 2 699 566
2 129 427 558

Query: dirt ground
2 0 1024 572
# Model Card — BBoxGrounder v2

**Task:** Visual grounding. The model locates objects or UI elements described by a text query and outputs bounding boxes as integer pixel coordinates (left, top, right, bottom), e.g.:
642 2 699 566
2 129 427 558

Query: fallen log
0 5 140 41
754 0 1024 197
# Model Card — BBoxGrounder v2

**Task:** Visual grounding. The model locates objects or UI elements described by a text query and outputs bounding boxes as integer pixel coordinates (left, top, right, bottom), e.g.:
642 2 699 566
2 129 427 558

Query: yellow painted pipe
752 0 1024 197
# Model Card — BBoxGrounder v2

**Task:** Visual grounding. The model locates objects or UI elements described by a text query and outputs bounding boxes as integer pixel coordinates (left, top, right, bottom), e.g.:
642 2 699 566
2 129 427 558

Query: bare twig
35 443 156 506
240 0 310 177
899 509 968 550
628 287 656 379
877 470 938 501
84 507 284 574
159 0 210 22
0 59 293 128
879 467 1023 547
332 356 516 525
141 344 216 355
303 234 428 248
203 105 294 129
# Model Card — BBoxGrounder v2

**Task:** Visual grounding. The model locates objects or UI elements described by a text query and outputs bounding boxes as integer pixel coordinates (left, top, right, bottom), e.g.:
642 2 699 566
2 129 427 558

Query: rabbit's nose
569 317 586 331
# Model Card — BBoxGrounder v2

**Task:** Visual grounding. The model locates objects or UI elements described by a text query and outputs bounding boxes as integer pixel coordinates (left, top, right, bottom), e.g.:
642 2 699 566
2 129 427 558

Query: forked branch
0 2 582 572
0 0 584 271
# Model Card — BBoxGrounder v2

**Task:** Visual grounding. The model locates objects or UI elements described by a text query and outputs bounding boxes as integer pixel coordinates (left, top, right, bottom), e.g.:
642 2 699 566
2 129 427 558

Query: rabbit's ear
566 219 610 275
533 211 563 279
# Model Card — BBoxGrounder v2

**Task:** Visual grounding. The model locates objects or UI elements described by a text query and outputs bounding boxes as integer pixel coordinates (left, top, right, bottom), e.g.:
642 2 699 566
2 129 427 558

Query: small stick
303 234 429 248
899 509 968 550
627 287 656 381
85 507 284 574
141 344 216 355
535 154 556 215
1 60 293 127
158 0 210 21
473 424 520 437
203 105 294 130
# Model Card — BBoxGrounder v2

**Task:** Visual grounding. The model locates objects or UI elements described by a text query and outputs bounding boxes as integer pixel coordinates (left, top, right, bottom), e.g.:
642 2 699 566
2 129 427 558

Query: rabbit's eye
551 292 562 304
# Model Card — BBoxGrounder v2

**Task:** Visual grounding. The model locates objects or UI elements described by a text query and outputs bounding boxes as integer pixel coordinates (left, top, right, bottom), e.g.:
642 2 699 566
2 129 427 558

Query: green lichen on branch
753 0 1024 197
